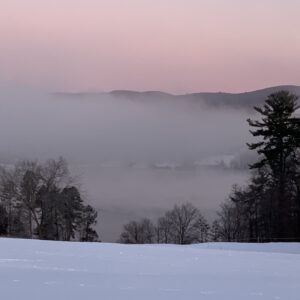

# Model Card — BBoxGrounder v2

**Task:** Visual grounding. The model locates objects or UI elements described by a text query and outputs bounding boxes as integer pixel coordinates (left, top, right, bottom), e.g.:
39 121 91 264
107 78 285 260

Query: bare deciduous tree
119 218 155 244
119 203 209 245
160 203 209 244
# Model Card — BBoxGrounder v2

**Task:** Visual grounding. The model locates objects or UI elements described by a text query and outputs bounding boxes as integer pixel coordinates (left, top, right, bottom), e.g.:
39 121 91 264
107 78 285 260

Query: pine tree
247 91 300 238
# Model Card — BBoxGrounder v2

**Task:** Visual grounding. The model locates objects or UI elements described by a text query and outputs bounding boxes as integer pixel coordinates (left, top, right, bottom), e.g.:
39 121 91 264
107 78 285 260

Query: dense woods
0 157 99 242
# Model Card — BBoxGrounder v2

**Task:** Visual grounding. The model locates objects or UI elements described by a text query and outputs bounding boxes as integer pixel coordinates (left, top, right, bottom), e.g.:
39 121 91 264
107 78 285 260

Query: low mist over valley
1 85 299 241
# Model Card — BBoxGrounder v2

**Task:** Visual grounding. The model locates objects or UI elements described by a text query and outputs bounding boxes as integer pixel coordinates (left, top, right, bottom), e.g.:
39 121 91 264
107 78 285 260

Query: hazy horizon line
53 84 300 96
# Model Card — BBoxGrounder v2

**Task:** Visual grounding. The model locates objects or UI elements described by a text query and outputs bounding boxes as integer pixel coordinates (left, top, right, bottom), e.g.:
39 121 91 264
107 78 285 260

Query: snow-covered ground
1 238 300 300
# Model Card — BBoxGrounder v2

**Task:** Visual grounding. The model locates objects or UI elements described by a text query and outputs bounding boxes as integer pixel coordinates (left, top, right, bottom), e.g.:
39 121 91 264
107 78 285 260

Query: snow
194 242 300 254
1 238 300 300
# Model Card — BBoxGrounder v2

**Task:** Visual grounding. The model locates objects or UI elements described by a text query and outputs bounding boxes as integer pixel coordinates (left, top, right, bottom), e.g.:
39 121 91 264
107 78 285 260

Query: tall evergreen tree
247 91 300 238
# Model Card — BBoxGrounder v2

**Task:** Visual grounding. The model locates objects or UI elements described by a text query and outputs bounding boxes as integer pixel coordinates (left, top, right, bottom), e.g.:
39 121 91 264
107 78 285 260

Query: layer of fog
0 88 255 241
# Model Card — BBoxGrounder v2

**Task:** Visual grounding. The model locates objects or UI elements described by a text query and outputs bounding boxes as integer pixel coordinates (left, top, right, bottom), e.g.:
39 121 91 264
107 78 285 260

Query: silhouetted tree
0 204 8 235
216 197 246 242
156 215 172 243
79 205 99 242
210 220 221 242
162 203 209 244
119 218 155 244
247 91 300 238
215 91 300 242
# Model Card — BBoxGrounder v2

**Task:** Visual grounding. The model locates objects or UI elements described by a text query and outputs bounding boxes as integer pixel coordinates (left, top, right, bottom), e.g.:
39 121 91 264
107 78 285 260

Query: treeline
119 91 300 244
0 157 99 242
119 203 209 244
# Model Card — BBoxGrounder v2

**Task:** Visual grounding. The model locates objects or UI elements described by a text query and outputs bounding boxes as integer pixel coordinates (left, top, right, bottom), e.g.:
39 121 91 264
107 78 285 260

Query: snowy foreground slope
1 239 300 300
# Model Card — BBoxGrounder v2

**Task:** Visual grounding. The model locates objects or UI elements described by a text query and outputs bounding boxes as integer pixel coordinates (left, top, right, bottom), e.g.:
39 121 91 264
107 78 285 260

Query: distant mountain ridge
56 85 300 110
181 85 300 109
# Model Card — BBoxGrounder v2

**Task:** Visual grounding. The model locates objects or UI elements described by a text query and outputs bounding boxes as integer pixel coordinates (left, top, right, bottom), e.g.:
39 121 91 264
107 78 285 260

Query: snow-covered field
1 238 300 300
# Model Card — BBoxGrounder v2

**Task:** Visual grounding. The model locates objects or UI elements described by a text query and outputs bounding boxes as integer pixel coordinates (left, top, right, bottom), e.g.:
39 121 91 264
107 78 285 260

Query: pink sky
0 0 299 93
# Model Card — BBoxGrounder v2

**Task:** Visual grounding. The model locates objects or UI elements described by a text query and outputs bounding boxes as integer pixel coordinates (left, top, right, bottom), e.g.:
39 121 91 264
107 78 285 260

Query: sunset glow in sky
1 0 300 93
